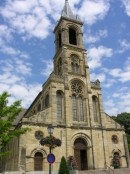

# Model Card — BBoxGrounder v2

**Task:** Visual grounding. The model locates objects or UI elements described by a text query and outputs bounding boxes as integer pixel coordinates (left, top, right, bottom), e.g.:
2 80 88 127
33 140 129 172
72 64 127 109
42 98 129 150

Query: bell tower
53 0 90 89
54 0 84 50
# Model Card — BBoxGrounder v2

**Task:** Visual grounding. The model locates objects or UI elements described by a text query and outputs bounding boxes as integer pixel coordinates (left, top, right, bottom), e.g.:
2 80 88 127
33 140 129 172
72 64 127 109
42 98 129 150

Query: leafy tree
111 112 130 134
58 156 70 174
0 92 29 156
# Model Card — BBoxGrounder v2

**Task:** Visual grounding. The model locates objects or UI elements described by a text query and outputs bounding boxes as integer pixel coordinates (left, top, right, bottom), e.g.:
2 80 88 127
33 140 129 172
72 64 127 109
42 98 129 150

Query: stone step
78 168 130 174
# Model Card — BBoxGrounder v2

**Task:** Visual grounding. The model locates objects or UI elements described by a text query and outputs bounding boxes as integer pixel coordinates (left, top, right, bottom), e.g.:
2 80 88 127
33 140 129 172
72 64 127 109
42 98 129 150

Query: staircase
78 168 130 174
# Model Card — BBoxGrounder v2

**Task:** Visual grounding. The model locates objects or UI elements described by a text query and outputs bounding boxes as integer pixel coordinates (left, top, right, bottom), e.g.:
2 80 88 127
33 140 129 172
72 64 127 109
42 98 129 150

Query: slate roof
61 0 81 21
13 109 27 126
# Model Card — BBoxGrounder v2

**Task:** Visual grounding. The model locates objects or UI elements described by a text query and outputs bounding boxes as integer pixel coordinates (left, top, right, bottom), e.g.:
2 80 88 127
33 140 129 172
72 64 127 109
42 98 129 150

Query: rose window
35 131 43 140
71 81 83 94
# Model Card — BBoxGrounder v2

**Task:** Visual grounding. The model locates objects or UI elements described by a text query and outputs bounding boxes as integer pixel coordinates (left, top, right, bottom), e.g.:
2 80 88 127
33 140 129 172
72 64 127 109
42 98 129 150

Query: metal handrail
105 163 114 174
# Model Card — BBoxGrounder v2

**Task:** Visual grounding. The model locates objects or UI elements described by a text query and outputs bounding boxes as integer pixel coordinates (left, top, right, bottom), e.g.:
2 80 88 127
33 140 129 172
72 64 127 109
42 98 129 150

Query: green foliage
111 112 130 133
40 135 62 148
126 134 130 151
0 92 29 156
111 112 130 151
58 156 70 174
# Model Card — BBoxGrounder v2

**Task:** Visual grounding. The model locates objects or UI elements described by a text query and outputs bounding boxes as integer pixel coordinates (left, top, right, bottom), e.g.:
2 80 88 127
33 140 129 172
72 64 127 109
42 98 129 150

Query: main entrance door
74 138 88 170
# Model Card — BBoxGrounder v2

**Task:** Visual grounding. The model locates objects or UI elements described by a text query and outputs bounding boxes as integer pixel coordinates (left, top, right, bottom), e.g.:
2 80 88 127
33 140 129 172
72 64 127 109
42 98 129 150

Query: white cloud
0 0 52 40
0 56 32 76
117 39 130 53
90 73 106 82
0 0 111 40
109 57 130 82
103 79 116 88
78 0 110 25
104 98 120 116
88 46 113 69
41 59 53 77
0 45 20 55
111 87 130 114
122 0 130 16
0 82 42 108
110 69 130 82
84 29 108 44
0 25 13 47
14 58 32 75
0 73 21 85
104 86 130 115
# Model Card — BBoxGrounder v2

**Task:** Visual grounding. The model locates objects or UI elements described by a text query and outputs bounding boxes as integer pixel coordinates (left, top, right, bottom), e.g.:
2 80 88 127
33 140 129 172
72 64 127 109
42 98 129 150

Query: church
0 0 130 173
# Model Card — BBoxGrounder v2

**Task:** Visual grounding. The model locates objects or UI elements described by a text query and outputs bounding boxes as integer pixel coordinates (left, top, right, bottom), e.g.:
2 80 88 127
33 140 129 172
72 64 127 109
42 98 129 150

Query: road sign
47 153 55 164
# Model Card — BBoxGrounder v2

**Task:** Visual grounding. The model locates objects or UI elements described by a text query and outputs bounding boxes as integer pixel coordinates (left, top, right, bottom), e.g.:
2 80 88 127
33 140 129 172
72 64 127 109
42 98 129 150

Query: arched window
71 81 84 121
57 91 63 120
78 96 84 121
45 94 49 108
72 95 77 121
58 31 62 48
37 103 41 112
71 55 79 73
92 96 99 122
34 152 43 171
69 28 77 45
57 58 62 75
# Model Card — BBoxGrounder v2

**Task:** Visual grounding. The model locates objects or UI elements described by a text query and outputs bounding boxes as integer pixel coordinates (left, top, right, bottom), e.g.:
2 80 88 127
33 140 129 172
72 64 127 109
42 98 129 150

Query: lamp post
40 124 62 174
47 125 54 174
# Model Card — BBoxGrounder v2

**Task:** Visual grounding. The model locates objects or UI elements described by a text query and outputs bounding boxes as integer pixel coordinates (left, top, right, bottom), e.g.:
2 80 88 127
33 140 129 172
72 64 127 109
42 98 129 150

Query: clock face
35 131 43 140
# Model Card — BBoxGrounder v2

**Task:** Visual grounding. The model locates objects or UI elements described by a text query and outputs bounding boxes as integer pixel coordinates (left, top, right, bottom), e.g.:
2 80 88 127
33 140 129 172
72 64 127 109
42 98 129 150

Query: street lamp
47 124 54 135
48 124 54 174
40 125 62 174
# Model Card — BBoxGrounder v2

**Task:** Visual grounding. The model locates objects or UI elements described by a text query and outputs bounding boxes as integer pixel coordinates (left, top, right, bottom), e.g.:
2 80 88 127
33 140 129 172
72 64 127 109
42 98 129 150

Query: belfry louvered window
69 28 77 45
58 31 62 48
71 55 79 73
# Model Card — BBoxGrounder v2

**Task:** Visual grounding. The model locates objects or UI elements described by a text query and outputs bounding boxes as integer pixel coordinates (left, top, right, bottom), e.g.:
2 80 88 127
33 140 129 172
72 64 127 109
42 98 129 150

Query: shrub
58 156 69 174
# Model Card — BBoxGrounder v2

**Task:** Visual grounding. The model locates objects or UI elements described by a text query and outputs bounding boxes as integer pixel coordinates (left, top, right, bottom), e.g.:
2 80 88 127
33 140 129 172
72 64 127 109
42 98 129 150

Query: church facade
0 0 130 173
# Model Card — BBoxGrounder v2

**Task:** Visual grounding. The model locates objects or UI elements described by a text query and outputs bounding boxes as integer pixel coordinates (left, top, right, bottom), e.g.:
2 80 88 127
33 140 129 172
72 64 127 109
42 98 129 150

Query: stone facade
0 1 130 173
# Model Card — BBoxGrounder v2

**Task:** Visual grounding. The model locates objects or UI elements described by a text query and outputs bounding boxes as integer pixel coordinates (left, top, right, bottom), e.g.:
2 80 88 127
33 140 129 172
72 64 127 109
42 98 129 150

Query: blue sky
0 0 130 116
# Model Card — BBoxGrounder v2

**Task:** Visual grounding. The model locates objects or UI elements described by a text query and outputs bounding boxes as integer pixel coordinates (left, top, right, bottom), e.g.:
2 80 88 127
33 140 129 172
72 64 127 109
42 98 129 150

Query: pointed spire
61 0 75 20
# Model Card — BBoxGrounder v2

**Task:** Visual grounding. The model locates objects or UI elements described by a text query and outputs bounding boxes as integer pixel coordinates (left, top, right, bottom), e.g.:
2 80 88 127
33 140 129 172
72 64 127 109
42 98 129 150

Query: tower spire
61 0 75 19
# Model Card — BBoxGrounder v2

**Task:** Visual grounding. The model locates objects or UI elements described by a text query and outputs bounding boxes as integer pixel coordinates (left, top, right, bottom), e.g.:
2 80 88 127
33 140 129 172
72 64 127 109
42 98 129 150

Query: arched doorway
74 138 88 170
112 152 121 169
34 152 43 171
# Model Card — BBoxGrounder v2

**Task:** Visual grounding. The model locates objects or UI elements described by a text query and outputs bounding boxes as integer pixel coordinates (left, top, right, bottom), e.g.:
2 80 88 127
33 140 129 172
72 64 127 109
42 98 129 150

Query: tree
0 92 29 156
58 156 69 174
111 112 130 134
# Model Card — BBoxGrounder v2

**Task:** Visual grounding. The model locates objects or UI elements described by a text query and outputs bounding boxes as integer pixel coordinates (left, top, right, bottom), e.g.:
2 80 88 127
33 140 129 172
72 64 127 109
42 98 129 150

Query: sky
0 0 130 116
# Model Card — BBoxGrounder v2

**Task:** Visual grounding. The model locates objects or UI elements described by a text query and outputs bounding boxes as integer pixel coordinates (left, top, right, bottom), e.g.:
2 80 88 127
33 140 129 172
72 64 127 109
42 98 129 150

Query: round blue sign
47 153 55 164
